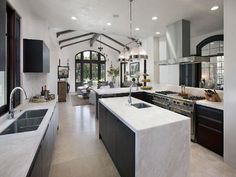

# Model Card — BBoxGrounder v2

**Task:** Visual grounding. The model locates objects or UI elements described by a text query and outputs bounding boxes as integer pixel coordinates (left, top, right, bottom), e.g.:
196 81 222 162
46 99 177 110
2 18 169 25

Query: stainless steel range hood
159 19 210 65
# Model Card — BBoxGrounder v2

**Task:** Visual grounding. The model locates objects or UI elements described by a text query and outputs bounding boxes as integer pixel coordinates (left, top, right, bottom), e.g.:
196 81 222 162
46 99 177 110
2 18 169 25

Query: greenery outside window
75 50 106 90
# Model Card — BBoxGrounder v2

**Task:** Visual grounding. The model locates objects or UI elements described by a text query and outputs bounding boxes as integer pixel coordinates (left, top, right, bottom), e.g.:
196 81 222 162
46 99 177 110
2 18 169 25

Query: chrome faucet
9 87 28 119
128 80 135 105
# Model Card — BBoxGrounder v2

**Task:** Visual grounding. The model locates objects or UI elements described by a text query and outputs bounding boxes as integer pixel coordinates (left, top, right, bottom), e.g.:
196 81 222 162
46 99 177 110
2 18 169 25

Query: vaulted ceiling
24 0 223 40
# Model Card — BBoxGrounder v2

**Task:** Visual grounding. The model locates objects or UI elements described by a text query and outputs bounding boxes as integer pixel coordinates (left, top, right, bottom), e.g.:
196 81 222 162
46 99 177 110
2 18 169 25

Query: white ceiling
25 0 223 40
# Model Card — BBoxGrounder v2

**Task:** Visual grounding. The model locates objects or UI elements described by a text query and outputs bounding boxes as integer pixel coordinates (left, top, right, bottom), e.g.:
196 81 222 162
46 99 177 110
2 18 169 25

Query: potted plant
107 63 119 83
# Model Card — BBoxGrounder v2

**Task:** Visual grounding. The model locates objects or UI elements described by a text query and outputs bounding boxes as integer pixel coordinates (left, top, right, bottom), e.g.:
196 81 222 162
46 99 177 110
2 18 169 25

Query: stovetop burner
182 96 205 101
155 91 178 95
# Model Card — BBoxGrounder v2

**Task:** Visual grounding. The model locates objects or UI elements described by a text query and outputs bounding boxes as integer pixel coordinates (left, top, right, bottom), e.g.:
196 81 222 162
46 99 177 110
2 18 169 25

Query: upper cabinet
23 39 50 73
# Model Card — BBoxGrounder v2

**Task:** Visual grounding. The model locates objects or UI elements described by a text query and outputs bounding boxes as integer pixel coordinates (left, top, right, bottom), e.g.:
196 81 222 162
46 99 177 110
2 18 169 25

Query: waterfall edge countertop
0 99 57 177
99 97 190 177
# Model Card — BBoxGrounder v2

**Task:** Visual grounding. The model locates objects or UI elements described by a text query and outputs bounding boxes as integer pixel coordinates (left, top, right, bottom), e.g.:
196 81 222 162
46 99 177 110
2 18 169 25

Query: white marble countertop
93 87 224 110
0 100 57 177
93 87 157 95
99 96 190 177
99 96 189 132
196 100 223 110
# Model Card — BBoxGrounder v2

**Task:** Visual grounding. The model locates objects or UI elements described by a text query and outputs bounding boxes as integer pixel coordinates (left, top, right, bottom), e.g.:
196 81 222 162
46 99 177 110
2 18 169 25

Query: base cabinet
28 105 58 177
99 103 135 177
196 105 223 156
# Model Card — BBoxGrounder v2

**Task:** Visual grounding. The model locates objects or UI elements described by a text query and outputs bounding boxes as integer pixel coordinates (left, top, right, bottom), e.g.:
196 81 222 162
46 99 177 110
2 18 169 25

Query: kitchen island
98 96 190 177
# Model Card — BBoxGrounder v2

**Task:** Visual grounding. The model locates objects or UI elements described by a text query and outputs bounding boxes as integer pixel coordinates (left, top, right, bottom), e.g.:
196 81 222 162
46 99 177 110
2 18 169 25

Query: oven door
152 99 169 109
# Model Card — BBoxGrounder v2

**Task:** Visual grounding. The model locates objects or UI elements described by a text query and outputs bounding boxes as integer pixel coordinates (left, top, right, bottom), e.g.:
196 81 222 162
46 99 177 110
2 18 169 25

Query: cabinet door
115 118 135 177
28 146 43 177
196 105 223 155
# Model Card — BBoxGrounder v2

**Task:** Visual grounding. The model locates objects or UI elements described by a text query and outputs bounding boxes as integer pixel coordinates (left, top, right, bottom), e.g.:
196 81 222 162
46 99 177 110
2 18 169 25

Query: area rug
70 94 90 106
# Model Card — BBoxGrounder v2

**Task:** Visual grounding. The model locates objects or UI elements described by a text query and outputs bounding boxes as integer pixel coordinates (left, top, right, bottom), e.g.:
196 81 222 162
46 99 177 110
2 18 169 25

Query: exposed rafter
101 34 129 50
60 38 91 49
90 33 101 47
59 32 95 45
56 30 75 38
96 40 120 53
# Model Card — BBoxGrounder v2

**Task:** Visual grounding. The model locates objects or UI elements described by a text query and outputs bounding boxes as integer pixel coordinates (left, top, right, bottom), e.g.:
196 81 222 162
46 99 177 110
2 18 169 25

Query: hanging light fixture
128 0 148 60
118 47 130 63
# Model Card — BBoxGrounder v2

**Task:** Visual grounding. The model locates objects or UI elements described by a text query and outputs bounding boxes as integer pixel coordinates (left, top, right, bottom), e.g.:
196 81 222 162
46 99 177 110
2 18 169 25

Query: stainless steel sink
132 103 151 109
0 109 48 135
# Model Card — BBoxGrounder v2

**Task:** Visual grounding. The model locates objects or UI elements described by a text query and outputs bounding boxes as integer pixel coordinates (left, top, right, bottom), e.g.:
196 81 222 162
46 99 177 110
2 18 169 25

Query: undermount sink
0 109 48 135
132 103 151 109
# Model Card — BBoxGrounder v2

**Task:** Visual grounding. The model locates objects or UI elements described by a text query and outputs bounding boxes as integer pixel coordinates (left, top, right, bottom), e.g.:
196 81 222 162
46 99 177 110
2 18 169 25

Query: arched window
196 35 224 90
75 50 106 89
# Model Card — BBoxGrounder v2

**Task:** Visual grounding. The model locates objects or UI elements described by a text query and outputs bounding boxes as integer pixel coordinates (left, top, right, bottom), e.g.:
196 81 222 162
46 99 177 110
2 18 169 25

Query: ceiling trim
101 33 129 50
60 38 91 49
96 39 120 53
56 30 75 38
59 32 95 45
90 33 101 47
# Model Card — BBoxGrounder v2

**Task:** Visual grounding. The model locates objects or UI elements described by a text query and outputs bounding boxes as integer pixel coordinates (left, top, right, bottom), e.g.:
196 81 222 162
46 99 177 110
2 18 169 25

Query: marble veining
0 100 57 177
99 96 190 177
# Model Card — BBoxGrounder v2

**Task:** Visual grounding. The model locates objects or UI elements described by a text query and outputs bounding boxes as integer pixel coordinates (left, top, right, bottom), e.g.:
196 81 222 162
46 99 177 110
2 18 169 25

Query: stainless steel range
153 91 205 142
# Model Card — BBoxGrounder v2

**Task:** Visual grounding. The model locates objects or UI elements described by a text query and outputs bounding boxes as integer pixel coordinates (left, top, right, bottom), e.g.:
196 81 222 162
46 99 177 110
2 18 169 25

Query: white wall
158 29 223 86
224 0 236 169
7 0 60 98
60 42 120 92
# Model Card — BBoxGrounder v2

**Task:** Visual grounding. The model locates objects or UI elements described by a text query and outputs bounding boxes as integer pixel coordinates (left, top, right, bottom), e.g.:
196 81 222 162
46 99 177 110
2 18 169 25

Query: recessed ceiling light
156 32 160 35
107 22 112 26
71 16 77 20
152 16 158 20
135 27 140 31
211 6 219 11
211 42 215 45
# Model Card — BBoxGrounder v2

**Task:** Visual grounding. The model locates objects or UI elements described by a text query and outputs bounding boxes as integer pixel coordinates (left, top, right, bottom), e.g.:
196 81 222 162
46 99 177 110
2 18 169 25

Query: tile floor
49 97 236 177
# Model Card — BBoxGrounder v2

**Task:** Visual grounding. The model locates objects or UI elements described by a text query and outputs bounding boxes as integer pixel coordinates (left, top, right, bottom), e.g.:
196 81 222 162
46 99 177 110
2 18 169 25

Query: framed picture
58 66 69 79
129 62 140 77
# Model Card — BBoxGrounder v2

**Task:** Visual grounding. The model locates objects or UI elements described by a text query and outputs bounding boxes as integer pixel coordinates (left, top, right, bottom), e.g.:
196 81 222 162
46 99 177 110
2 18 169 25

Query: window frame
75 50 106 90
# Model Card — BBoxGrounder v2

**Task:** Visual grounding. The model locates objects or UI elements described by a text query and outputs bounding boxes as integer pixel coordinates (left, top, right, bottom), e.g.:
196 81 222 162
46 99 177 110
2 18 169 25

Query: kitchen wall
7 0 60 98
158 29 223 86
224 0 236 169
59 41 120 92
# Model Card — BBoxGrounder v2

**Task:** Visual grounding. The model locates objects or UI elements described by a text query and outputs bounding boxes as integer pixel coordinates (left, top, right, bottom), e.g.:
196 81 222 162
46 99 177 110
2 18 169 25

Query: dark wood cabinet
23 39 50 73
196 105 223 156
58 81 67 102
28 105 58 177
99 103 135 177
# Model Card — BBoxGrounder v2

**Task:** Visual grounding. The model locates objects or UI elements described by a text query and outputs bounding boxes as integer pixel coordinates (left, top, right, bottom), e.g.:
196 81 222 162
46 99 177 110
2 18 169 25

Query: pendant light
128 0 148 60
118 48 130 63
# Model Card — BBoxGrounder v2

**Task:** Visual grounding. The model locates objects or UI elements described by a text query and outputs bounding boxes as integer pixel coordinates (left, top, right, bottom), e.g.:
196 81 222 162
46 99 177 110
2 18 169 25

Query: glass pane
100 55 105 61
75 63 81 83
0 12 7 107
101 64 106 81
92 64 98 80
210 41 220 49
76 53 81 60
84 51 90 60
83 63 90 82
91 52 98 60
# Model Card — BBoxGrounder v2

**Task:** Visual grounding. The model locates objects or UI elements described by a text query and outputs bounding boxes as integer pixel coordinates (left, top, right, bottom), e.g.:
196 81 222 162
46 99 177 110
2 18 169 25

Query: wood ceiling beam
96 39 120 53
59 32 95 45
56 30 75 38
90 33 101 47
101 33 129 50
60 38 91 49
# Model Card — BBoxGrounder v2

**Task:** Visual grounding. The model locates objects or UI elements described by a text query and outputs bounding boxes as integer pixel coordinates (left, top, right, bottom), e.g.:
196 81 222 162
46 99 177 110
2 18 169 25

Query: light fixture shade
130 45 148 60
118 50 130 63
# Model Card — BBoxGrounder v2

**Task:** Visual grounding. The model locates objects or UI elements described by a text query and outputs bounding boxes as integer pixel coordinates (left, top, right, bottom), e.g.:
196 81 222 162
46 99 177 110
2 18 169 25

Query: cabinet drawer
197 105 223 122
197 124 223 156
197 115 223 132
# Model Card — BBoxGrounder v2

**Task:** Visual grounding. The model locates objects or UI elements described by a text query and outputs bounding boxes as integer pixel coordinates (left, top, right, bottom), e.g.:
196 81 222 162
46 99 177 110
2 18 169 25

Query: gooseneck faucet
128 79 136 105
9 87 28 119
